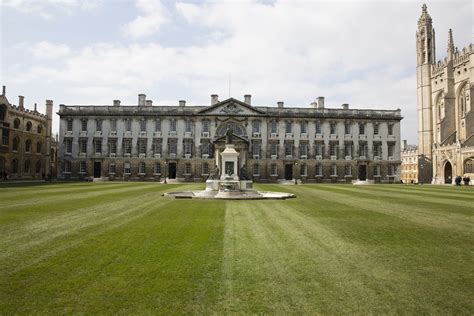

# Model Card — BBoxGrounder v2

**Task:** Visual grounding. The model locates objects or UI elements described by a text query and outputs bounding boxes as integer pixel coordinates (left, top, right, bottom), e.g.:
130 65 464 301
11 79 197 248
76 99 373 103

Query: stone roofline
58 104 402 121
432 43 473 76
8 104 49 121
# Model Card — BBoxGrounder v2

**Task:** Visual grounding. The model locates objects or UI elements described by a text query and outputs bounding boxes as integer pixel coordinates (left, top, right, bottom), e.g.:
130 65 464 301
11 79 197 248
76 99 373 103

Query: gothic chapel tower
416 4 435 182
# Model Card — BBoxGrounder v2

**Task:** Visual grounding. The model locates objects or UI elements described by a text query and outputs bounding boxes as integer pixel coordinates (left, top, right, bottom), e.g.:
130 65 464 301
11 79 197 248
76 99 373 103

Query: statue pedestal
220 144 239 181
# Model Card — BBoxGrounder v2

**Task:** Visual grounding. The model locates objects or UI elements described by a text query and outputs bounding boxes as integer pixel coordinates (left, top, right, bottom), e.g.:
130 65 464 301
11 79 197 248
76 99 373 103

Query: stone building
0 86 54 180
400 140 419 183
57 94 402 183
416 4 474 184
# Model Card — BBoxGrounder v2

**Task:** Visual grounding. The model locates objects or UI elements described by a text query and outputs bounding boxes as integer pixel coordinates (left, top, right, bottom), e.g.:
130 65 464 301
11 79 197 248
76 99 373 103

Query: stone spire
418 3 432 26
416 3 435 65
447 28 455 60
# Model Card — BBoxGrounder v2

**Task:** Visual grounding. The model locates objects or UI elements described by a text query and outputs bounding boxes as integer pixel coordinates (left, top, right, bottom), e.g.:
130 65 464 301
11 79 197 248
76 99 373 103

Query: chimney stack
34 103 37 112
310 101 318 108
138 94 146 106
2 86 5 96
19 96 24 109
146 100 153 106
317 96 325 109
211 94 219 105
113 100 121 106
277 101 284 108
244 94 251 105
45 100 53 117
342 103 349 110
179 100 186 107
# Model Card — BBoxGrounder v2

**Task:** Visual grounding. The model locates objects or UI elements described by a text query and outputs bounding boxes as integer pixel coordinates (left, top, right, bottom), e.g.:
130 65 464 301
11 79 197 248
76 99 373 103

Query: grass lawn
0 182 473 314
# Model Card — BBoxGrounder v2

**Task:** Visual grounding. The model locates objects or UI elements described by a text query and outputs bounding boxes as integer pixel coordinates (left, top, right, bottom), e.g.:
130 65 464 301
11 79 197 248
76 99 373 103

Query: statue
225 128 233 144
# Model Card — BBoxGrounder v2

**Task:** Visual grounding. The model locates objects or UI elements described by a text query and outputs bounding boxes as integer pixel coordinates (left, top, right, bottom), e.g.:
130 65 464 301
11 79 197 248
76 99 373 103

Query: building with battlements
57 94 402 183
416 4 474 184
0 86 54 180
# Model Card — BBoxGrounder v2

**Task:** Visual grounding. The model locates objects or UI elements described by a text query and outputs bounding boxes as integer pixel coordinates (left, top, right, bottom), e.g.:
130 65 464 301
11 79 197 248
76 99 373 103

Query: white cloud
122 0 169 38
2 0 102 19
3 1 472 142
31 41 71 59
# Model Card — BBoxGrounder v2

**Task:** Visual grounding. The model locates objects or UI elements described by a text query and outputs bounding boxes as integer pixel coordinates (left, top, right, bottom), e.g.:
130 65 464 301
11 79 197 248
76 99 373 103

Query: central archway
444 161 452 184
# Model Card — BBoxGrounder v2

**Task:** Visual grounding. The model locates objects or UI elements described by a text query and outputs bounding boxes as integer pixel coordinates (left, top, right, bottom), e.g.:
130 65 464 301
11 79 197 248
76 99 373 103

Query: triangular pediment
198 98 265 115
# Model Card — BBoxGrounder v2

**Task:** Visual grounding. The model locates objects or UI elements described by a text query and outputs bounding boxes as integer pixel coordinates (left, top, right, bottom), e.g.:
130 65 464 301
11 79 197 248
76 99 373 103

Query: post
164 161 167 184
294 161 298 185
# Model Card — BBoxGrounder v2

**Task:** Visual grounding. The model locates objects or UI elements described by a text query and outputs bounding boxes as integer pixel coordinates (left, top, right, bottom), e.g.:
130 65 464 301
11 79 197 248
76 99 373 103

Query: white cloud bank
3 1 472 142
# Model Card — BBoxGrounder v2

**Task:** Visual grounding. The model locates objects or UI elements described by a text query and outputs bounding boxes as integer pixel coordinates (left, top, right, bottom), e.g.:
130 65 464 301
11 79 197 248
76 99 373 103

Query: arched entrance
444 161 452 184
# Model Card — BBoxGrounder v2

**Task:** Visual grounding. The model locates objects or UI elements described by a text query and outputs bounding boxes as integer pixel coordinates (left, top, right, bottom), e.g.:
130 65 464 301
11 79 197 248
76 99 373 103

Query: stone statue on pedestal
225 128 233 144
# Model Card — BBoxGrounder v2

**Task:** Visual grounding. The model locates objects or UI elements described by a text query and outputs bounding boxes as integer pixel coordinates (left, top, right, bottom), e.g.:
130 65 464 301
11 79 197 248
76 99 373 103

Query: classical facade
0 86 54 180
416 4 474 184
400 141 419 183
58 94 402 183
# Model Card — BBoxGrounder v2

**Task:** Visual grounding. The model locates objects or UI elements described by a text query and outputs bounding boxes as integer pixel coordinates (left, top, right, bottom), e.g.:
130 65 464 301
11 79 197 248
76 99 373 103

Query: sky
0 0 472 143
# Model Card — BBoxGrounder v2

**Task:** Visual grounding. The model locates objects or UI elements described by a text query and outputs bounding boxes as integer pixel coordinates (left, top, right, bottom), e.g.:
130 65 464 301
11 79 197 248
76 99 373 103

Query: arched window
12 137 19 151
437 93 445 120
12 159 18 173
24 160 30 174
37 125 43 134
25 139 31 152
36 160 41 173
13 118 20 129
216 122 247 137
458 83 469 117
37 142 42 153
26 121 32 131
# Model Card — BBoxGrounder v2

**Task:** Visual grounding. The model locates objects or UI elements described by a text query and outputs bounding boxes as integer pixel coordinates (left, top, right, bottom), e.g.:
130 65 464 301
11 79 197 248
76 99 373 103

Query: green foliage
0 183 473 314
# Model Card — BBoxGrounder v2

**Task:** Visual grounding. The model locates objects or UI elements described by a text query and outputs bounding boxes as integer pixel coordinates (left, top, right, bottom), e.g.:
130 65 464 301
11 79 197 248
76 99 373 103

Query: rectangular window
170 119 177 132
185 163 192 175
359 142 367 157
95 139 102 154
315 121 322 134
285 121 292 134
388 165 395 176
373 124 379 135
285 143 292 157
345 165 352 176
345 123 351 135
67 120 73 132
316 164 323 176
359 123 365 135
270 143 278 156
202 120 209 133
185 120 192 133
125 120 132 132
124 163 131 174
316 142 323 156
139 139 147 154
202 163 209 175
79 161 86 173
64 161 71 173
201 143 209 156
110 119 117 132
271 120 278 134
330 164 337 176
140 120 147 132
109 140 117 154
154 163 161 174
388 144 394 158
139 162 146 174
300 121 307 134
271 164 277 176
374 165 380 176
253 164 260 176
124 140 132 154
81 120 87 132
109 164 116 174
153 140 162 154
300 143 308 157
252 142 261 156
252 120 260 133
330 122 336 135
65 139 72 154
184 141 192 155
344 143 352 156
300 164 307 176
80 139 87 154
155 119 161 132
388 124 394 135
373 143 381 157
96 120 102 132
169 141 177 154
330 142 337 156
